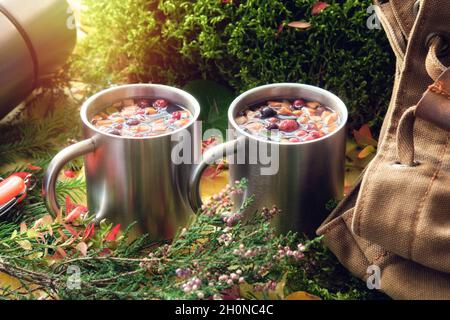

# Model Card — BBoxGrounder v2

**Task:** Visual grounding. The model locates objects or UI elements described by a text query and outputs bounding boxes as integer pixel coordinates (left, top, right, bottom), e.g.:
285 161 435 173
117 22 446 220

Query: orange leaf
99 248 112 256
57 228 68 241
105 224 121 242
358 124 373 140
83 223 95 241
56 247 67 258
358 145 376 159
63 223 78 237
64 170 76 178
353 124 377 147
285 291 321 300
311 1 329 15
76 242 88 257
65 206 84 223
287 21 312 29
27 163 42 171
65 196 76 214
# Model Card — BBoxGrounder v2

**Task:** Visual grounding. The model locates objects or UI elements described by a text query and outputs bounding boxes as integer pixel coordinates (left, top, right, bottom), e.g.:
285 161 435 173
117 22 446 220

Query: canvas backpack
317 0 450 299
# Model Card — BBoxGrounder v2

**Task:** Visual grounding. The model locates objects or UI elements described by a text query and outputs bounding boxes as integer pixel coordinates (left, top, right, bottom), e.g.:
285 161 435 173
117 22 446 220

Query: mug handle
43 138 96 215
188 136 245 212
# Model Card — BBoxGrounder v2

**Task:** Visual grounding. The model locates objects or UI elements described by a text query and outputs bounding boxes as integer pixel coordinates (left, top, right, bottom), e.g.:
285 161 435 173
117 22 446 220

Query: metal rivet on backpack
391 161 420 168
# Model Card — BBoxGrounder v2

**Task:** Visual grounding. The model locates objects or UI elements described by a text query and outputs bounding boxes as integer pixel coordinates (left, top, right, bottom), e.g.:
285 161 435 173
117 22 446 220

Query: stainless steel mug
0 0 76 118
43 84 201 239
189 83 347 237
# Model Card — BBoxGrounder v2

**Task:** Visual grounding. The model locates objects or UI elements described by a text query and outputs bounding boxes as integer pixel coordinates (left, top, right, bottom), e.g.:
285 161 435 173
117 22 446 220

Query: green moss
72 0 395 132
161 0 395 132
70 0 198 91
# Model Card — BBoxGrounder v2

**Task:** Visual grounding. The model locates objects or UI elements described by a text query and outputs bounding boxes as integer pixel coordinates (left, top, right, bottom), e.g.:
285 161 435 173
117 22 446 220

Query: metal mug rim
80 84 201 140
228 83 348 145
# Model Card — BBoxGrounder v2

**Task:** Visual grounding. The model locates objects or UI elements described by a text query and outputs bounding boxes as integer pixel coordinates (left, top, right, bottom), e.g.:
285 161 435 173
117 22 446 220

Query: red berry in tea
279 120 299 132
236 98 340 143
91 98 193 137
153 99 168 108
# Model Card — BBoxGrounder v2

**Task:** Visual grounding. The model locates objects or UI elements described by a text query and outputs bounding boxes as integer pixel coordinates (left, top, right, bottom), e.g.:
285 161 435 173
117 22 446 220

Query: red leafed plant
311 1 330 16
4 197 124 262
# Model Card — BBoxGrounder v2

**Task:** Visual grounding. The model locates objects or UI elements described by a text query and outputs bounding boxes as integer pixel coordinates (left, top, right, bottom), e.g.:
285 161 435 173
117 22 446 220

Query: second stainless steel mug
43 84 201 239
189 83 347 237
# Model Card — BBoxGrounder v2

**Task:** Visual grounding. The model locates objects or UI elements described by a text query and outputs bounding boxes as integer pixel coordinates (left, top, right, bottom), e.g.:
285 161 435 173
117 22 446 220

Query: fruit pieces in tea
235 98 340 143
91 98 193 137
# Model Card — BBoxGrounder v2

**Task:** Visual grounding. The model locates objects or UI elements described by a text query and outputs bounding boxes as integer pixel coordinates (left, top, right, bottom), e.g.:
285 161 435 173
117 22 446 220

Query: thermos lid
0 0 76 119
0 0 77 82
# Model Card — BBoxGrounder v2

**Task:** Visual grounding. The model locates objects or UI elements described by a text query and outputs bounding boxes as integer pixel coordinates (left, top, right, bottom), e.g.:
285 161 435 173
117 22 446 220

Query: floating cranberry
296 130 307 137
279 120 299 132
305 136 315 141
126 119 140 126
137 99 150 108
260 107 277 119
113 123 123 130
172 111 182 120
153 99 168 108
289 138 300 142
293 99 306 107
306 123 317 131
265 123 279 130
311 131 323 139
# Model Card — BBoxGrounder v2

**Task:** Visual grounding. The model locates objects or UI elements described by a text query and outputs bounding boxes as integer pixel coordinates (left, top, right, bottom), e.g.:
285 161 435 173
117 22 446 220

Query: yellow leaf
26 251 44 260
27 229 39 239
239 282 264 300
273 273 288 299
10 230 17 240
17 240 32 251
285 291 321 300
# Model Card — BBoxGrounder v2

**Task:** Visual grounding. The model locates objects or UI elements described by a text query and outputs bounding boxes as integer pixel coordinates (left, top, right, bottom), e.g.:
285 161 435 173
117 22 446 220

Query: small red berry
293 99 306 107
296 130 307 137
289 138 300 142
172 111 182 120
279 120 299 132
311 131 323 139
153 99 168 108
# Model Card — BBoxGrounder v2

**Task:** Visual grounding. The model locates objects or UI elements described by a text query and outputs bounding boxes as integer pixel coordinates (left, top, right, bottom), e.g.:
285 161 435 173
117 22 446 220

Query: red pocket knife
0 173 35 217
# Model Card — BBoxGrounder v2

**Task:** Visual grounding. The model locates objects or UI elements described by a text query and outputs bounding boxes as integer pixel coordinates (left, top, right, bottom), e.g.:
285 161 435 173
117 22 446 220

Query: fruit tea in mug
91 98 193 137
235 98 340 143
